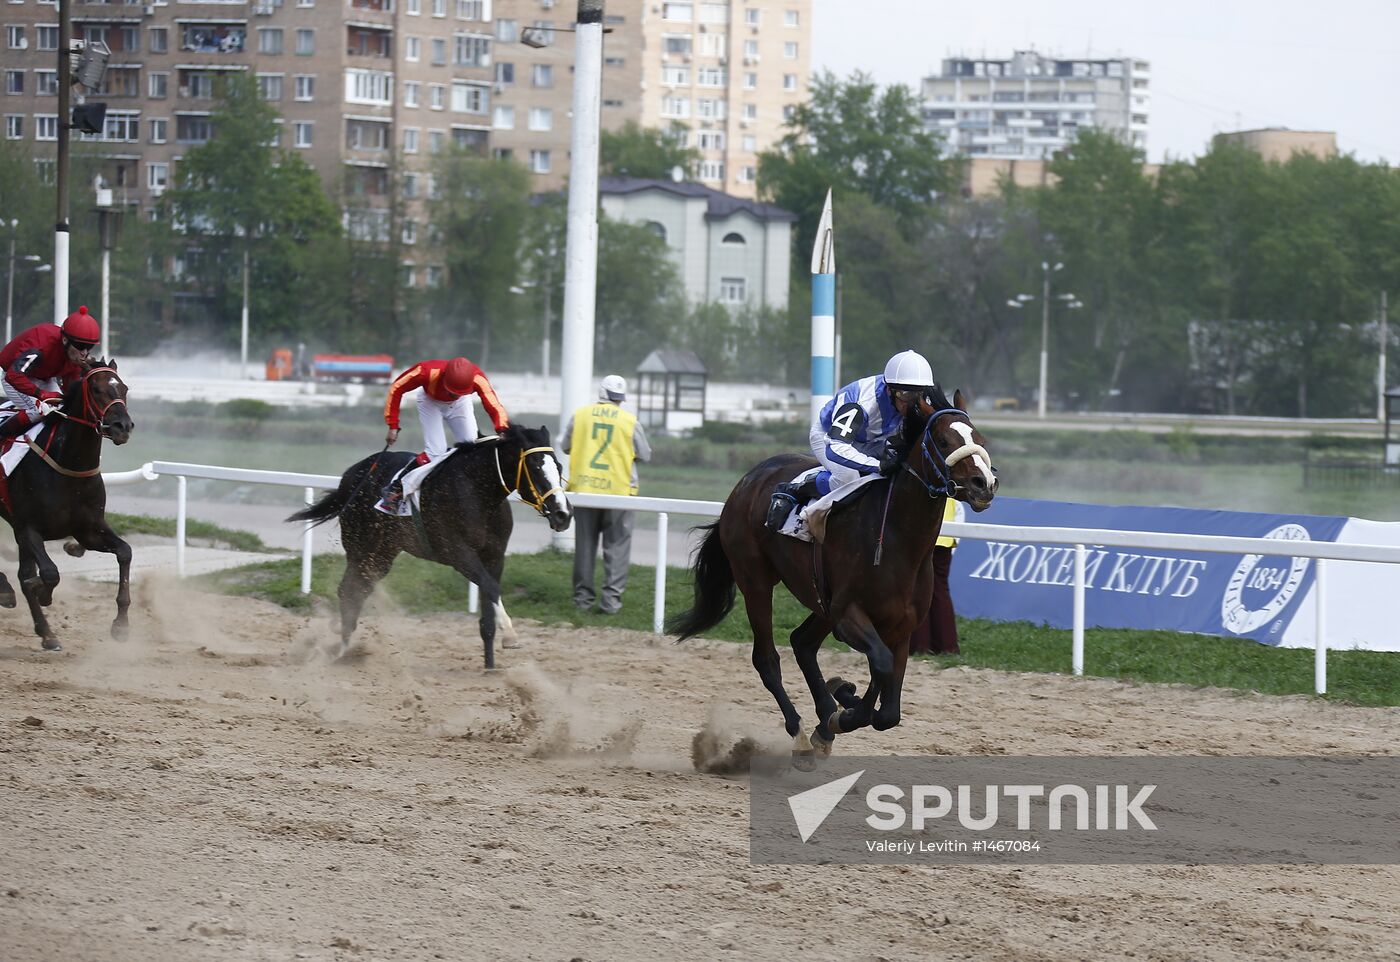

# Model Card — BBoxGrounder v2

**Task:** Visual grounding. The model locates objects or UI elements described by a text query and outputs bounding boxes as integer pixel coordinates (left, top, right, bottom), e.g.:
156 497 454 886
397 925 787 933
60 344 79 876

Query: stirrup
765 489 798 532
379 483 403 511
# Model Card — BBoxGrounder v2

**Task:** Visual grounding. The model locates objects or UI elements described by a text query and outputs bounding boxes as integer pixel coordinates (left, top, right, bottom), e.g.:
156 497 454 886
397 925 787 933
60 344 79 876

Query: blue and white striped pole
810 188 836 422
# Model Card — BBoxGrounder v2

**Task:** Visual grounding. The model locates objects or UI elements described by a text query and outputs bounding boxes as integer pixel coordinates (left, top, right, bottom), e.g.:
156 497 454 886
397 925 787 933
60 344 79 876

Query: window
698 160 724 181
7 25 25 48
697 66 724 87
697 32 723 56
406 0 420 12
743 39 757 58
258 74 282 100
177 114 213 143
182 70 215 99
603 98 623 108
720 276 746 303
743 72 756 90
118 26 138 52
662 2 691 21
527 106 551 131
742 102 757 120
783 72 796 91
782 104 795 121
662 65 689 86
4 115 20 140
696 97 725 119
403 80 420 106
345 119 388 150
401 126 418 152
97 66 139 98
405 35 419 60
784 9 799 26
429 83 445 109
402 219 417 245
35 114 57 140
491 147 512 161
744 8 759 25
531 63 552 87
738 165 755 183
37 25 57 51
495 18 516 41
4 70 22 95
403 171 418 197
103 111 139 142
454 33 489 67
147 162 168 192
741 134 756 151
456 0 482 18
149 117 167 142
425 265 442 288
430 37 446 64
34 159 55 185
293 120 313 147
451 80 487 113
722 231 747 246
346 68 392 105
783 41 797 59
661 96 690 118
604 56 624 67
35 70 57 95
428 129 444 152
663 35 691 54
295 28 314 55
298 0 315 6
529 149 550 173
495 62 513 85
294 74 314 101
258 27 283 54
431 0 444 15
149 27 168 54
699 3 727 23
697 130 724 150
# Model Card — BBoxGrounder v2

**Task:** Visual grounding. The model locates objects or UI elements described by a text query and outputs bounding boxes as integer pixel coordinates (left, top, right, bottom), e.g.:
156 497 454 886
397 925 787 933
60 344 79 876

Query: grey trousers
571 506 634 613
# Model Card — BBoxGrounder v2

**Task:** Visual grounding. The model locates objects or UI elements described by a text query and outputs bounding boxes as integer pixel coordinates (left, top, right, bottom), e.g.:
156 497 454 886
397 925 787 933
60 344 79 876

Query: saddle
374 435 498 516
766 468 884 544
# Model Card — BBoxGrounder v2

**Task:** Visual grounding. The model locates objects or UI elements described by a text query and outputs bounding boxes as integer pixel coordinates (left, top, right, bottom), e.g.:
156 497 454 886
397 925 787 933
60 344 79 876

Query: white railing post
1314 558 1327 695
469 581 479 615
301 486 313 595
175 474 187 578
1072 543 1086 676
654 511 669 635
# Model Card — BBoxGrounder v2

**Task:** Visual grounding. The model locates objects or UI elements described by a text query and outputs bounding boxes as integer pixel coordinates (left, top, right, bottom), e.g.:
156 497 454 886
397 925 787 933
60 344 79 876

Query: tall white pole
558 0 604 441
53 0 71 324
1379 291 1388 423
1038 264 1049 420
240 245 250 378
100 247 110 358
809 189 835 422
5 230 14 344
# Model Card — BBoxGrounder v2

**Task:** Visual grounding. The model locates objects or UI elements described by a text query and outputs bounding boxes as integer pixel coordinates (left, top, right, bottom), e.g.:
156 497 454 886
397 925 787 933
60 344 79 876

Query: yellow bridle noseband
496 445 563 513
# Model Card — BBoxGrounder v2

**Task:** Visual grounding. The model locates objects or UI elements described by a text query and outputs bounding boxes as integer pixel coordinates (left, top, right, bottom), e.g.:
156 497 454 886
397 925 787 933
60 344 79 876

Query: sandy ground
2 578 1399 962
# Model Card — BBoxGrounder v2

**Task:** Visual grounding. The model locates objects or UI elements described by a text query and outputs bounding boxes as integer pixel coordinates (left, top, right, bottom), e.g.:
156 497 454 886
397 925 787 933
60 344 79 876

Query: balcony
346 25 392 58
179 24 246 54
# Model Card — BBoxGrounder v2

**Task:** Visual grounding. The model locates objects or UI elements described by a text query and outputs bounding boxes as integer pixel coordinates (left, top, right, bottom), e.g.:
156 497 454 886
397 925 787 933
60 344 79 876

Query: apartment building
2 0 494 287
1213 127 1337 164
922 50 1149 161
491 0 809 198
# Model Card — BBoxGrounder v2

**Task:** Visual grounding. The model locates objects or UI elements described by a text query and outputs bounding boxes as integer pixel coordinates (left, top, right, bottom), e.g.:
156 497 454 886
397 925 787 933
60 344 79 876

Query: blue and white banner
950 498 1359 648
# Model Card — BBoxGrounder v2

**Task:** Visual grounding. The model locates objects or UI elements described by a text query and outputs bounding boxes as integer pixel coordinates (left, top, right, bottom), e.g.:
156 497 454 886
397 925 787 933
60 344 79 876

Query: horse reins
495 444 563 515
23 366 126 477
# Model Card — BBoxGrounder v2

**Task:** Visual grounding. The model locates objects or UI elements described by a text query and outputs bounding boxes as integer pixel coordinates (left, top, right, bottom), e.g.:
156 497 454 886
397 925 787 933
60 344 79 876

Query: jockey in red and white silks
383 356 510 464
0 306 101 442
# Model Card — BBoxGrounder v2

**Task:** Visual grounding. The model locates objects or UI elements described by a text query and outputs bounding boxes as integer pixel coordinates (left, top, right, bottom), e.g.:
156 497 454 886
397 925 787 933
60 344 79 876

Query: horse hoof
827 676 860 709
41 638 62 652
810 727 834 758
111 622 130 642
63 539 86 558
0 589 14 609
791 750 816 772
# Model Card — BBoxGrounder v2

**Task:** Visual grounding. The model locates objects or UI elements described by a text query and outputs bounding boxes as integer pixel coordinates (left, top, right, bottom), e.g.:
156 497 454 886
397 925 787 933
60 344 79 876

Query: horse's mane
438 423 543 470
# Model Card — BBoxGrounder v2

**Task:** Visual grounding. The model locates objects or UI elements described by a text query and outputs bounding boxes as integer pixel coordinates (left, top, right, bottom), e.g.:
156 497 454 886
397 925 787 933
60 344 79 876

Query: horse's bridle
57 366 128 438
905 407 993 500
494 444 564 515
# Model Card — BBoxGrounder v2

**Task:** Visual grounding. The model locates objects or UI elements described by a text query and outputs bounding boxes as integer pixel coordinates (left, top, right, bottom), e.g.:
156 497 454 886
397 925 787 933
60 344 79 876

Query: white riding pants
416 391 479 461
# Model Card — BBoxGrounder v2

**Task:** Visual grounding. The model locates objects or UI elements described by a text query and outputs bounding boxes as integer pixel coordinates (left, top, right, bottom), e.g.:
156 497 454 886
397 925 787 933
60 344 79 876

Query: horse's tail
666 522 736 641
285 453 379 528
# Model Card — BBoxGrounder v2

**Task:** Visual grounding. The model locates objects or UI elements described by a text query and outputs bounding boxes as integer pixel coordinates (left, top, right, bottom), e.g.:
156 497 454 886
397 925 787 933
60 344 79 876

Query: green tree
600 121 699 180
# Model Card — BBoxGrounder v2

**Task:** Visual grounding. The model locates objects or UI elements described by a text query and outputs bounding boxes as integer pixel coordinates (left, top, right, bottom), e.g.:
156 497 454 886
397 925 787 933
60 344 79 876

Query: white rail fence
94 462 1400 696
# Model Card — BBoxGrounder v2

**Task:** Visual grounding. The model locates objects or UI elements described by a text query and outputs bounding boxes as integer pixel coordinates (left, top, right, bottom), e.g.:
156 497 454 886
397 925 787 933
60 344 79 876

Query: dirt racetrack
3 576 1399 962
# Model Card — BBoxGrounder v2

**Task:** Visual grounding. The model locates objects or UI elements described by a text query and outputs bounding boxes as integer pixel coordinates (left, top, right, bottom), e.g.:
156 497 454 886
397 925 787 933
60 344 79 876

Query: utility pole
241 245 250 378
53 0 72 323
5 221 15 344
541 257 552 382
1038 264 1050 419
1380 291 1389 424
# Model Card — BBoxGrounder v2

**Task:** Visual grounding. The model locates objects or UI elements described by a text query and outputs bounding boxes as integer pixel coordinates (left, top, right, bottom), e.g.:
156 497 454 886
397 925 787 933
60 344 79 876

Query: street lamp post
5 218 16 343
94 181 124 359
1008 261 1080 418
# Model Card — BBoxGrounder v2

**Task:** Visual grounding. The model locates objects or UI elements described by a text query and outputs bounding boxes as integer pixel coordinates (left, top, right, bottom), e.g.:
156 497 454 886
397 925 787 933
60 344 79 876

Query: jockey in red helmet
378 356 510 511
0 306 101 442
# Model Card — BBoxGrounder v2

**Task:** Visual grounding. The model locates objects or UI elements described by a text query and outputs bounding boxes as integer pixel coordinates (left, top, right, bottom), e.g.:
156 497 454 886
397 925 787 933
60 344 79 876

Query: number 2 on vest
589 422 615 470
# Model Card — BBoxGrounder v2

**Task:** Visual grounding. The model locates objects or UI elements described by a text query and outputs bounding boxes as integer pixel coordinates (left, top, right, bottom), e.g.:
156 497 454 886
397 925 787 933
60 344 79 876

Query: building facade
491 0 809 197
922 50 1149 161
1213 128 1337 164
599 175 791 309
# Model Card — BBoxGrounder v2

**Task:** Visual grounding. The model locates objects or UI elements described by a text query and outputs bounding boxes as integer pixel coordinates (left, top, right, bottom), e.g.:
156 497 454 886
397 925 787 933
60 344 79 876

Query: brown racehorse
668 387 996 762
0 359 135 650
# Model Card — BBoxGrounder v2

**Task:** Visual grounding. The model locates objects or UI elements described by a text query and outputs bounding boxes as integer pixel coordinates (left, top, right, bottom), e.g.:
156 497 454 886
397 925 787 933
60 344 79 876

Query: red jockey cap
63 305 101 346
443 357 475 395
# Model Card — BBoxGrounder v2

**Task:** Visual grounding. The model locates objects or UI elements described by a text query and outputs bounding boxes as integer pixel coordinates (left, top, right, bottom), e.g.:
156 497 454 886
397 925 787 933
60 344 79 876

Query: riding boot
0 410 36 443
764 482 800 532
379 478 406 513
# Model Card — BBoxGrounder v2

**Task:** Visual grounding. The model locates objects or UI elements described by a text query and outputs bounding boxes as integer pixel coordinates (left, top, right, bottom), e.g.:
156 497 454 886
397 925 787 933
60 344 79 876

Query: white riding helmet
599 374 627 402
882 350 935 390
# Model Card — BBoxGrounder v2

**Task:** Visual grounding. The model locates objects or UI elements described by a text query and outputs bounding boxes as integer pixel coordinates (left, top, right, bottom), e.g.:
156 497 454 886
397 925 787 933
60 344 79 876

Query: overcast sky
810 0 1400 164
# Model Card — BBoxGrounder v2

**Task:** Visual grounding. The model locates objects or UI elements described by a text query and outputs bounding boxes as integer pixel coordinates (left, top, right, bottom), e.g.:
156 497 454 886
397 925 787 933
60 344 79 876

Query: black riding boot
764 478 820 532
379 479 405 513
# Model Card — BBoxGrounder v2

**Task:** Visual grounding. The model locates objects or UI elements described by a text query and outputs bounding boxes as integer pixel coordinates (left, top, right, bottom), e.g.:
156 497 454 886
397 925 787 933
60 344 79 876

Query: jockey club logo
1220 523 1312 635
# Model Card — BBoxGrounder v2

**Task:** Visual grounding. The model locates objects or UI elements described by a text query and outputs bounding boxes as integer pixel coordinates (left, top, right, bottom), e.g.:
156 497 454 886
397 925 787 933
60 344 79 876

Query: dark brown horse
668 388 996 762
0 359 135 650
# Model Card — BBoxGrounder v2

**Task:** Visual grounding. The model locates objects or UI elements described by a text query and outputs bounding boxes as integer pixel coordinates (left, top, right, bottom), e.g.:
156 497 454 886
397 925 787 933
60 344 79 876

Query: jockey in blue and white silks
811 349 937 495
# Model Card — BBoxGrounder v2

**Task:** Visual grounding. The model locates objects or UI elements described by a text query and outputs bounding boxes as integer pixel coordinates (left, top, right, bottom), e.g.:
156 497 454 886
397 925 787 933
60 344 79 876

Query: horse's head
70 358 134 445
502 424 572 531
900 387 997 512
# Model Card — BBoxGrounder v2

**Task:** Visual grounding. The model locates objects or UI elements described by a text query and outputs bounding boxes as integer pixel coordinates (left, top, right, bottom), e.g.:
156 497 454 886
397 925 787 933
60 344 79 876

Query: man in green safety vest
562 375 652 614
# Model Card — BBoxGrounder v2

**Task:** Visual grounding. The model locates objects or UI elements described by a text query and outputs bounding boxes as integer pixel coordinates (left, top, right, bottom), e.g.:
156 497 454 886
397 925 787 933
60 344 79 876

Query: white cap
599 374 627 402
882 350 935 390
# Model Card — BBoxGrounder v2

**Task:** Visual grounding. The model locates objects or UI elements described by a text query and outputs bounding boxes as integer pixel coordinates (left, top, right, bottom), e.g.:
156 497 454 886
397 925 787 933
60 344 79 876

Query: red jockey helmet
443 357 475 395
62 305 101 347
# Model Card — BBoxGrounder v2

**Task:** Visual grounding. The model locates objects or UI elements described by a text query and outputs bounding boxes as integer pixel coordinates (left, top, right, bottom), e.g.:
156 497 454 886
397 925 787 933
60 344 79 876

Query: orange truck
266 349 394 383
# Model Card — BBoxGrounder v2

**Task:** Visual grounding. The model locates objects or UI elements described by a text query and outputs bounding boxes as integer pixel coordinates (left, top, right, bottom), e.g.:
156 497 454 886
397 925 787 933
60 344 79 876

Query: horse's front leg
871 642 910 731
15 531 58 650
827 604 896 736
448 549 503 670
77 523 133 640
789 613 842 755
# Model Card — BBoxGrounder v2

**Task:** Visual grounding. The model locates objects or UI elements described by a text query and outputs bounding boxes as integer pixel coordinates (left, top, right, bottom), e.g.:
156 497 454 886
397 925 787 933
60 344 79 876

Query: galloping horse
0 358 135 650
669 387 996 761
288 424 572 667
